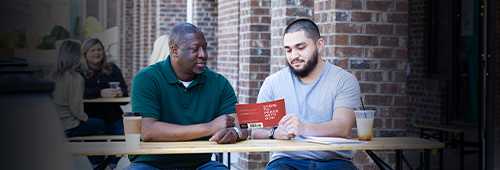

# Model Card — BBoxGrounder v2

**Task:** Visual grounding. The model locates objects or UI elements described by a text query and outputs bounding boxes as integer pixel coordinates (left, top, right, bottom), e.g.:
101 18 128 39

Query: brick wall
120 0 186 85
217 0 240 89
407 0 443 127
328 0 409 169
192 0 218 70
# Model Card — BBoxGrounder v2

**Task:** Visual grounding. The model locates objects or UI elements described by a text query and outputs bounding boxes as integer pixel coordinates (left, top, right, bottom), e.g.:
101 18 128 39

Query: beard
287 49 319 78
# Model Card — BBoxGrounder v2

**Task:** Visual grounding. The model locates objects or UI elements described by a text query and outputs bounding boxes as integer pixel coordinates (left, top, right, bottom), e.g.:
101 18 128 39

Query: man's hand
208 114 235 135
278 115 304 138
209 128 239 144
272 126 292 139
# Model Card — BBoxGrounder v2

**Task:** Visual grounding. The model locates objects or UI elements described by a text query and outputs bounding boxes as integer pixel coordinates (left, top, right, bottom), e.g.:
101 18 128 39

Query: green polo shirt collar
161 56 206 88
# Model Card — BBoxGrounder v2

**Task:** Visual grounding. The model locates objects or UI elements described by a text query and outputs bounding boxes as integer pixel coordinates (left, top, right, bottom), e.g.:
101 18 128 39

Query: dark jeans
65 118 124 170
266 157 357 170
127 161 228 170
65 118 124 137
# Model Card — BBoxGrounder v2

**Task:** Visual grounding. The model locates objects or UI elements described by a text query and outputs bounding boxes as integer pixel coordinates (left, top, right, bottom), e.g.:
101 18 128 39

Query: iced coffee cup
123 112 142 148
355 110 375 141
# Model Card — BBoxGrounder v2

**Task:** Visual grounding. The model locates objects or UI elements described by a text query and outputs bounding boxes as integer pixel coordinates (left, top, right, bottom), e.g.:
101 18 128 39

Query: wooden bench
67 135 228 168
413 123 479 170
68 135 125 142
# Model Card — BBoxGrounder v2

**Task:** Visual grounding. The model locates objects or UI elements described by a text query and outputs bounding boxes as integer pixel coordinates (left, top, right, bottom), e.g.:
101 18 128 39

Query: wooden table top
83 97 130 103
68 137 444 156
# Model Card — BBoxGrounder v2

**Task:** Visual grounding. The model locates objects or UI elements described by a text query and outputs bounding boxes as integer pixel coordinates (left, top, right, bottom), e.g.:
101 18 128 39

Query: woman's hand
100 88 122 98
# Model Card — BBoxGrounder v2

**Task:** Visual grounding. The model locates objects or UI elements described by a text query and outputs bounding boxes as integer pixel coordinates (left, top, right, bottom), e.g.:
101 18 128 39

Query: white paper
295 135 367 145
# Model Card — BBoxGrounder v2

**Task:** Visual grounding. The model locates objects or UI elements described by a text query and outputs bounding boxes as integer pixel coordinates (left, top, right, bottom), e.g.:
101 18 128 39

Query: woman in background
82 38 128 169
52 40 105 137
148 34 170 65
81 38 127 135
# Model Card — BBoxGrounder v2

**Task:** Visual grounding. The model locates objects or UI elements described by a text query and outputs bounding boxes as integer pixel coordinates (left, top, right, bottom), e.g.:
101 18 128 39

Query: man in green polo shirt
129 23 245 170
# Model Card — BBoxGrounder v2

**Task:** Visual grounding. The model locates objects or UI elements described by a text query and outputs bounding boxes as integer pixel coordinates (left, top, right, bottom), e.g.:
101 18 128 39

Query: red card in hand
236 99 286 129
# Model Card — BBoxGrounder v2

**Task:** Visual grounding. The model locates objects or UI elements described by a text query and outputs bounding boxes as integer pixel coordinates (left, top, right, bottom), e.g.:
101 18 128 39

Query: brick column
192 0 218 70
217 0 240 89
238 0 271 104
232 0 272 169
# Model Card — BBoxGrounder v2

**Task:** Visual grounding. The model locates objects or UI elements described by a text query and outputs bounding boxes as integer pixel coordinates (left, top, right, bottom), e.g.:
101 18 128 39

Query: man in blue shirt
247 19 361 170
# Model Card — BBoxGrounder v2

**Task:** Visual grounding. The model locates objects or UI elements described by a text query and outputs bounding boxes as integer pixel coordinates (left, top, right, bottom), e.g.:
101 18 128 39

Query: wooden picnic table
68 137 443 170
83 97 130 103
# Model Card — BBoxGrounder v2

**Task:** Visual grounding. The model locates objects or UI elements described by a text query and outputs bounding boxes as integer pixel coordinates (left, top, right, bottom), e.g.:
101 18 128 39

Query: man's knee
266 158 296 170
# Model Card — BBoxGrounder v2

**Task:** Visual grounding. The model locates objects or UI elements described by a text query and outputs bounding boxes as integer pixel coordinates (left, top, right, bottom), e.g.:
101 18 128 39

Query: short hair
283 19 320 40
169 23 202 50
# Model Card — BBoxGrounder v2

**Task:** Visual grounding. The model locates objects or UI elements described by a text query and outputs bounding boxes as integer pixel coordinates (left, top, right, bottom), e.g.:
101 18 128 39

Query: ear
316 38 325 54
316 37 325 49
170 44 178 58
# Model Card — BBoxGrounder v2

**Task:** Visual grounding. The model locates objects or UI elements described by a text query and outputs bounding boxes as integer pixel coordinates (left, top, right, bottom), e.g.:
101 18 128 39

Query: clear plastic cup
355 110 375 141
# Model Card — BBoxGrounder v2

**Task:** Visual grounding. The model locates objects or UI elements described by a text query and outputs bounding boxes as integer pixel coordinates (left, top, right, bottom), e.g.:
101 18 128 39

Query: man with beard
242 19 361 170
129 23 245 170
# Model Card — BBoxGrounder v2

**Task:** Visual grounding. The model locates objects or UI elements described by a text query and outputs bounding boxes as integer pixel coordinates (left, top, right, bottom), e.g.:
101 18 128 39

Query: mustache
290 58 305 64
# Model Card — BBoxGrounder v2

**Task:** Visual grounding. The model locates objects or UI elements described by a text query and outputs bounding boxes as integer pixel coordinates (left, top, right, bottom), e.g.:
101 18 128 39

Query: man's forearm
142 120 213 142
302 121 352 138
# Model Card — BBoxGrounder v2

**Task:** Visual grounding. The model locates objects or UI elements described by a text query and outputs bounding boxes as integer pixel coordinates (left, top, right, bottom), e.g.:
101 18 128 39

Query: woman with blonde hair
81 38 128 129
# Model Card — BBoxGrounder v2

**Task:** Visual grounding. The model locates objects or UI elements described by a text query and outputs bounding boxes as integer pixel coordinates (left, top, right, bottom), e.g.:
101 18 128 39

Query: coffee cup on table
355 110 375 141
109 82 121 90
123 112 142 148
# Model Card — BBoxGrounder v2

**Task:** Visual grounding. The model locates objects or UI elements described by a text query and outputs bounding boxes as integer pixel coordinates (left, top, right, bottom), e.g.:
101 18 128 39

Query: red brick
365 95 393 106
351 35 379 46
396 1 409 12
388 13 408 23
351 12 372 22
380 83 402 94
366 24 394 35
334 35 349 46
363 71 383 81
395 25 408 35
368 48 393 58
334 47 364 58
380 37 399 47
366 1 394 11
335 23 363 33
335 0 353 9
360 83 378 93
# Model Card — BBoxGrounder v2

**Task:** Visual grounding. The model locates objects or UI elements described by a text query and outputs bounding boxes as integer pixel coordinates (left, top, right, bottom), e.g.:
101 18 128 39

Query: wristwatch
232 127 243 139
269 126 278 139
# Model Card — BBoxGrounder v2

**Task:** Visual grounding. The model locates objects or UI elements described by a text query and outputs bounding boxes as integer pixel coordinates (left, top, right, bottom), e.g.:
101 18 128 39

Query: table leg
227 152 231 170
439 131 444 170
366 150 393 170
459 133 464 170
424 149 431 170
396 150 402 170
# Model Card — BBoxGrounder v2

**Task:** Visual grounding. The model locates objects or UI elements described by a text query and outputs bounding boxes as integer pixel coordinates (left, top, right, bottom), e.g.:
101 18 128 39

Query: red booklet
236 99 286 129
